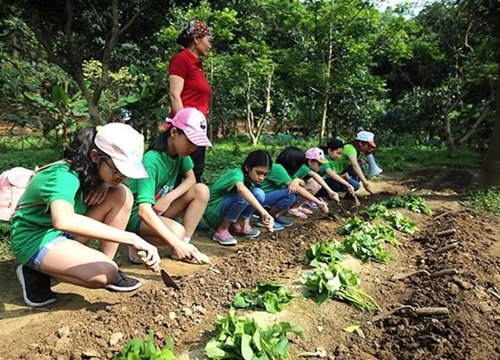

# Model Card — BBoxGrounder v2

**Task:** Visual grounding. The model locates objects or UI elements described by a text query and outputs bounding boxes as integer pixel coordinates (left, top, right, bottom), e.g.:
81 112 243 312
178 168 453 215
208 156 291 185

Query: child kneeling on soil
319 133 376 196
204 150 275 246
287 147 340 218
11 124 161 308
259 146 329 229
126 108 210 265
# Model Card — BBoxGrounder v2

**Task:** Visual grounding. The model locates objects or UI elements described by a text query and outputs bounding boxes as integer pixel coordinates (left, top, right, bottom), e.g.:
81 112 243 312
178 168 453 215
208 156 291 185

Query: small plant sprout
304 242 344 267
233 282 293 314
114 331 178 360
382 193 432 215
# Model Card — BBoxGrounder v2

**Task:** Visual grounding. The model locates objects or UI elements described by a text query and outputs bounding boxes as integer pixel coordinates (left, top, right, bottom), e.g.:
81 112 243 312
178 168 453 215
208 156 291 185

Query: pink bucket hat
94 123 148 179
305 147 329 164
166 108 212 147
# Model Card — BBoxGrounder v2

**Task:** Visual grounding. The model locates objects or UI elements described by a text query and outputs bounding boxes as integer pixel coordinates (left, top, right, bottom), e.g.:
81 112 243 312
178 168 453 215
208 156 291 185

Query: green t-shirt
319 144 358 175
126 150 194 232
294 164 311 180
319 157 333 176
204 168 245 228
261 164 292 193
10 163 87 264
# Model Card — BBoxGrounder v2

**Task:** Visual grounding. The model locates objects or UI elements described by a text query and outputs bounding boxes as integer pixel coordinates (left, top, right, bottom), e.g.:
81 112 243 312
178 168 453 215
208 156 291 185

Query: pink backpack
0 167 35 221
0 161 66 221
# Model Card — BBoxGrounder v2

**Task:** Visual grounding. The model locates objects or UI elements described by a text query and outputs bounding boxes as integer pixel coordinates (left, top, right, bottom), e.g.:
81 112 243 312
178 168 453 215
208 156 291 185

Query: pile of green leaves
114 332 178 360
385 212 418 235
304 242 344 267
382 193 432 215
203 308 304 360
233 282 293 314
361 203 389 220
339 218 400 246
301 263 380 312
342 232 392 263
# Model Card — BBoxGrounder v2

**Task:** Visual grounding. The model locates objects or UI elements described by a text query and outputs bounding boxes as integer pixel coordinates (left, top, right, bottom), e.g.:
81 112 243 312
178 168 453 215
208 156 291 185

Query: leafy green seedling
382 193 432 215
339 219 401 247
361 203 389 220
343 232 391 263
385 212 418 235
304 242 344 267
233 282 293 314
114 332 178 360
301 263 380 312
203 308 304 360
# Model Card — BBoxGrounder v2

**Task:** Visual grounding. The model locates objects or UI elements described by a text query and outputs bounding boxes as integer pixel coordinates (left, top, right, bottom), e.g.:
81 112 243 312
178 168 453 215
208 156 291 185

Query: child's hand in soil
327 190 340 202
261 211 275 232
318 201 329 214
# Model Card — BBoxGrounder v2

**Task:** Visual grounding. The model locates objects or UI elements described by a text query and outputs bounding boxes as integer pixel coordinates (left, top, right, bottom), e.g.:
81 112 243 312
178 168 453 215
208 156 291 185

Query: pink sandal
287 207 308 219
298 206 313 215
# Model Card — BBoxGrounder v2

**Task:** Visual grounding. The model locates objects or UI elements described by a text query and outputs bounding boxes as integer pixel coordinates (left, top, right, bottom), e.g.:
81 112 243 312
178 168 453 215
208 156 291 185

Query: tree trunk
244 71 258 145
480 0 500 187
480 63 500 187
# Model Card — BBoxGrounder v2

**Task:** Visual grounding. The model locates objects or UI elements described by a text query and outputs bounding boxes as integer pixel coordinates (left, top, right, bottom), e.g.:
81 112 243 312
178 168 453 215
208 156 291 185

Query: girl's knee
169 220 186 239
194 183 210 202
109 184 133 210
87 264 118 288
251 187 265 203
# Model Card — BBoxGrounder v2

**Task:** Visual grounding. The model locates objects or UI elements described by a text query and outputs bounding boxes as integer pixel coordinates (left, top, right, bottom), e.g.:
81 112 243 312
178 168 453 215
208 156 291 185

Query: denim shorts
26 233 75 271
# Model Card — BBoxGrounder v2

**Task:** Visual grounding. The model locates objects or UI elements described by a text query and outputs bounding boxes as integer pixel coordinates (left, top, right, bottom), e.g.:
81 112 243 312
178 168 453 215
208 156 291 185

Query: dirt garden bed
0 168 499 360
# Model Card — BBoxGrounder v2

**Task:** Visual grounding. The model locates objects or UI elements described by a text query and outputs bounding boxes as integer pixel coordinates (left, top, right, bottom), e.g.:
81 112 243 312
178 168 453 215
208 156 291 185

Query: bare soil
0 168 499 360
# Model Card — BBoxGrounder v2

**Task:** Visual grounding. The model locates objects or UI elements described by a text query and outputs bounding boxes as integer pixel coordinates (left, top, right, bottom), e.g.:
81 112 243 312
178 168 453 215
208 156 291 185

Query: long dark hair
324 139 344 153
147 126 185 153
63 128 107 192
241 150 273 187
276 146 306 176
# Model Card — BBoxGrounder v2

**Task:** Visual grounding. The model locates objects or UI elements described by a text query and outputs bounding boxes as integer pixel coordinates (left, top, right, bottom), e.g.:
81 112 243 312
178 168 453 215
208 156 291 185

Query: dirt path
0 168 499 360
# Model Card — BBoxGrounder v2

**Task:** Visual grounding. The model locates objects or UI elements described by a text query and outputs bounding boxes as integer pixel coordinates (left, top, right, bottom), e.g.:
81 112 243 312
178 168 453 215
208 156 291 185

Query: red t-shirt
169 48 212 118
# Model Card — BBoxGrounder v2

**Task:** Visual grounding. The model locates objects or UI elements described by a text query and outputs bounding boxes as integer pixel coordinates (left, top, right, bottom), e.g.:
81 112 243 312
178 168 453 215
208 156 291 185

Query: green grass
464 188 500 215
377 146 480 171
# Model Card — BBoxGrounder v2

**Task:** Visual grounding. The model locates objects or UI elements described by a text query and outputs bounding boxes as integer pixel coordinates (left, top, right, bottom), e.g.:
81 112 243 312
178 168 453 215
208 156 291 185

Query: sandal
298 206 313 215
287 208 308 219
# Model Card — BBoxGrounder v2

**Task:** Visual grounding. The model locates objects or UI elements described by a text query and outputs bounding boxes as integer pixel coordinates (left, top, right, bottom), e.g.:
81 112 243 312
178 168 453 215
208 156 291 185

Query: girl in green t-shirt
287 147 340 218
260 147 330 227
204 150 275 246
11 123 161 308
126 108 211 265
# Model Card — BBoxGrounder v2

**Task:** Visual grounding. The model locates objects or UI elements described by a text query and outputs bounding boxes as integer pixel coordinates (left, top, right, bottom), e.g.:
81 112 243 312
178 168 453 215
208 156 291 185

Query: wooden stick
414 307 449 316
436 228 456 237
434 242 459 254
430 268 458 278
433 212 450 221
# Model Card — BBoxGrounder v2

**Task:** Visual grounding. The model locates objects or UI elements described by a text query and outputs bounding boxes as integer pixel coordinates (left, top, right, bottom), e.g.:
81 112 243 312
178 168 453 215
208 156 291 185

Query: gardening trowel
138 251 180 290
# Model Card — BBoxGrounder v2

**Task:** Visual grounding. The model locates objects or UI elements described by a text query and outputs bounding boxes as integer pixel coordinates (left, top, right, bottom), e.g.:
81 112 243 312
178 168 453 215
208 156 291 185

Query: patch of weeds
465 188 500 215
0 222 13 260
203 308 303 360
301 263 380 312
114 331 178 360
233 282 293 314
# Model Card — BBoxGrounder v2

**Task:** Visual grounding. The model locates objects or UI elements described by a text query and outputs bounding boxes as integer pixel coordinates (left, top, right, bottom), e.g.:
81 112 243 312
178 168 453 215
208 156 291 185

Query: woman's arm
347 154 373 194
325 168 355 195
308 171 339 202
169 75 185 115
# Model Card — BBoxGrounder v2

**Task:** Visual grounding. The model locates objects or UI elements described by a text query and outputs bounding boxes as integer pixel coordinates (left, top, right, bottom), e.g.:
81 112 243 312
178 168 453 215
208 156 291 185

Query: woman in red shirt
169 20 212 183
